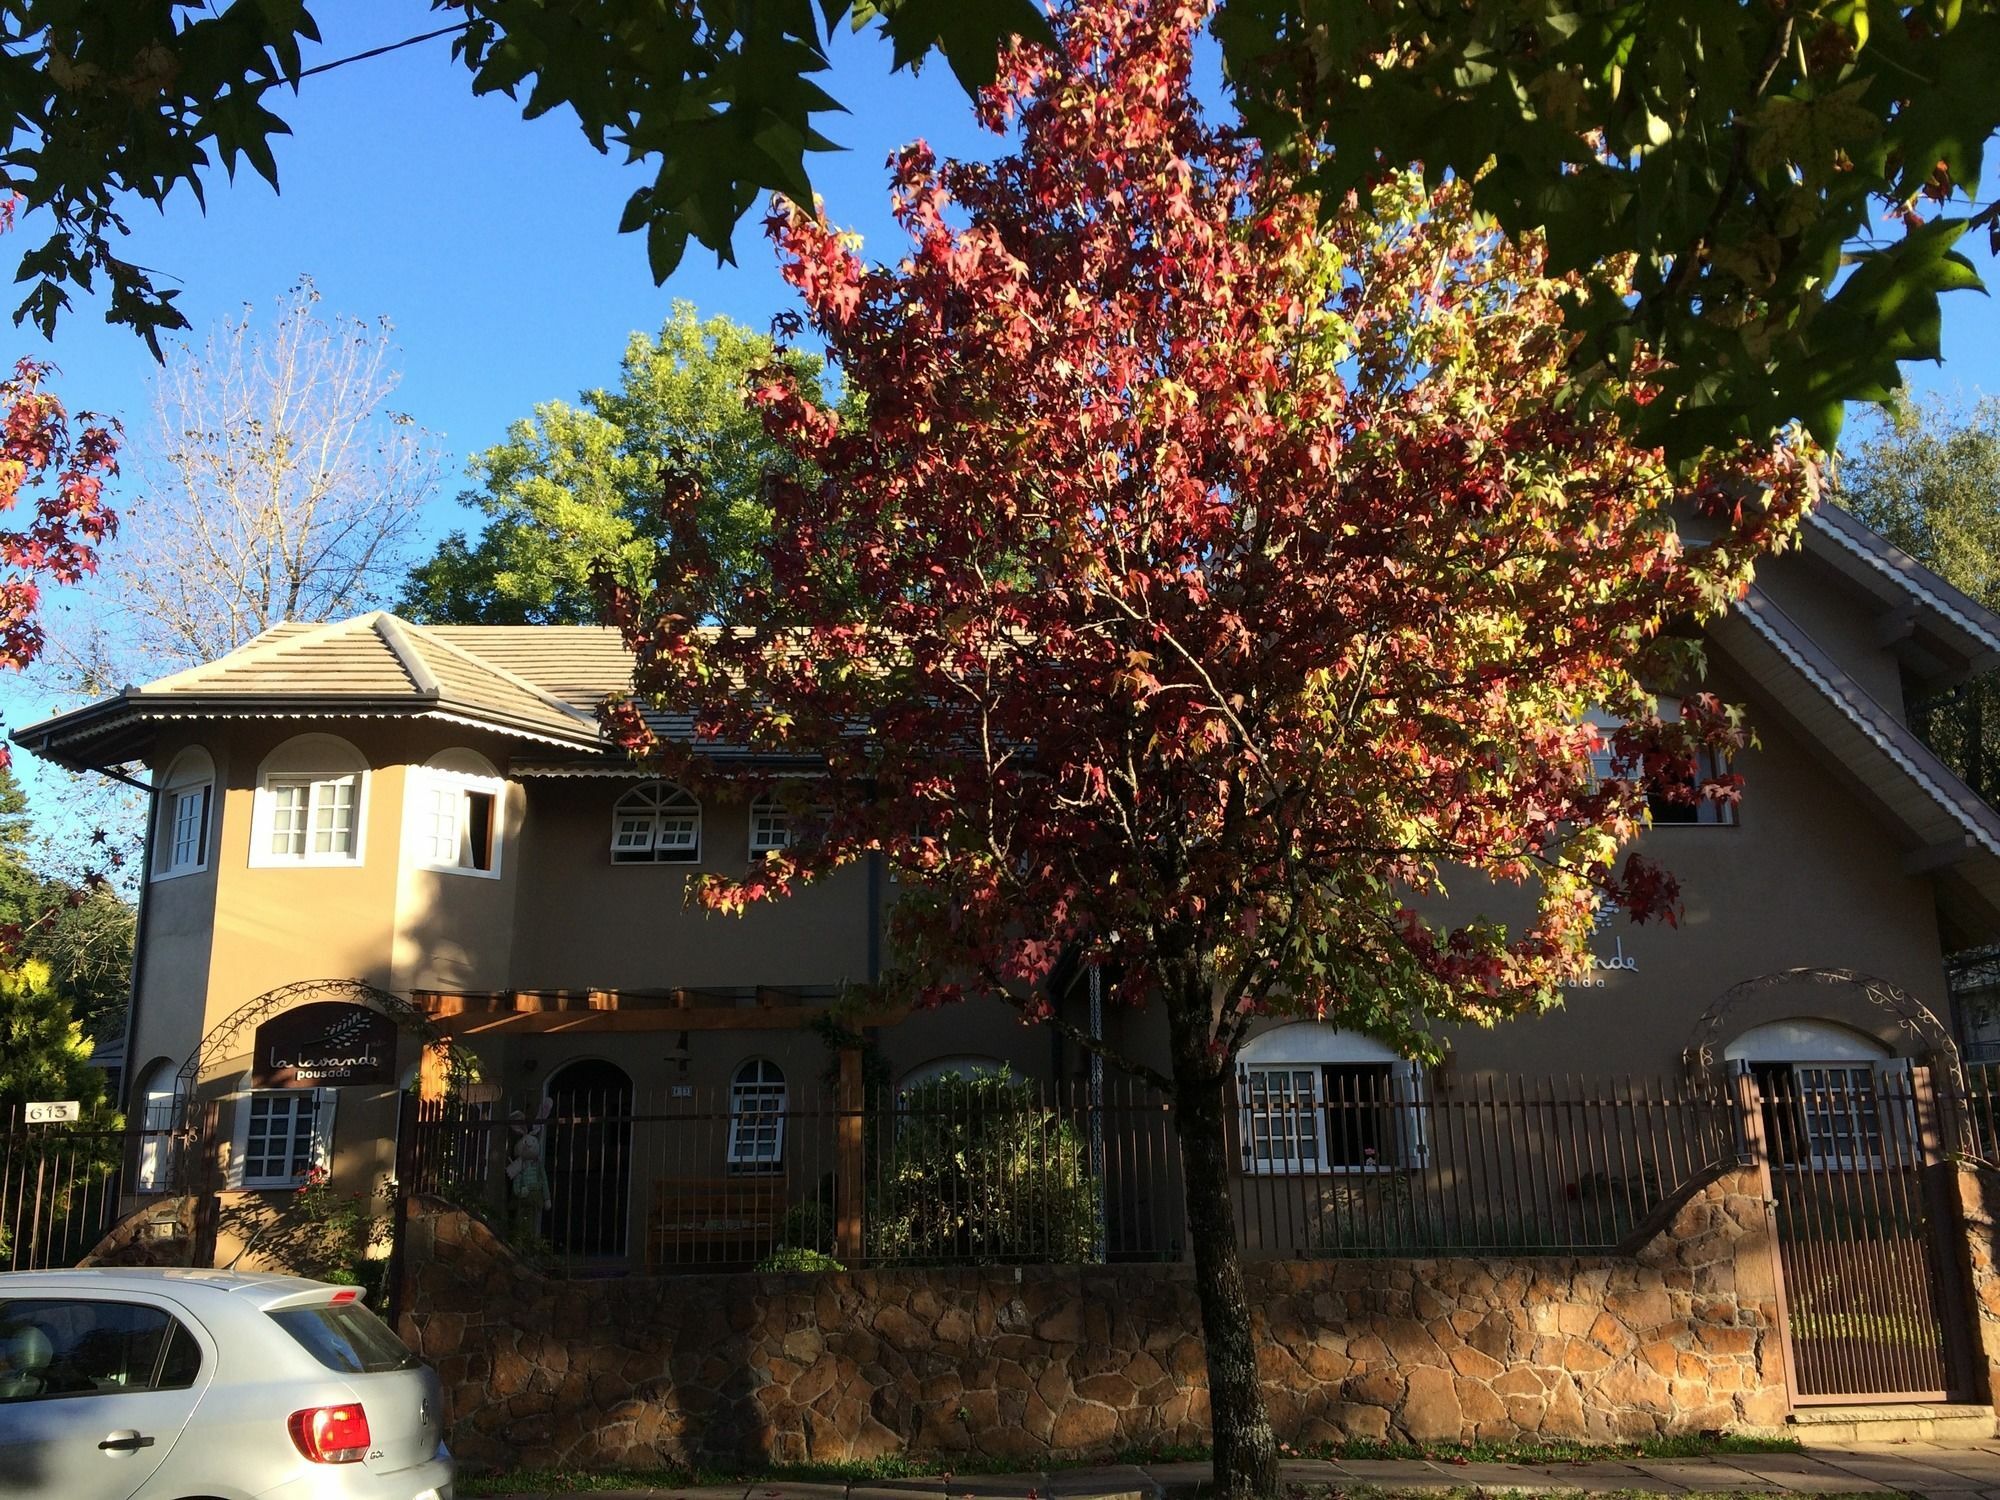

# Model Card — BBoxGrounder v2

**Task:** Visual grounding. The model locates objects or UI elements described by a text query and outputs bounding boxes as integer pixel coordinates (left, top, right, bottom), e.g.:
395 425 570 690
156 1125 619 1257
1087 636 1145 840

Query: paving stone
1138 1461 1210 1500
943 1474 1049 1498
1811 1454 1994 1491
1632 1460 1786 1491
1340 1459 1469 1483
1715 1459 1920 1494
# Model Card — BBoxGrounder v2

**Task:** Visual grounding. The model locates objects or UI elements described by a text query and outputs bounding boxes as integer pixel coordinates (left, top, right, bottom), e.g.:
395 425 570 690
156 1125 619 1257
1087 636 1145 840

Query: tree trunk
1173 1047 1280 1500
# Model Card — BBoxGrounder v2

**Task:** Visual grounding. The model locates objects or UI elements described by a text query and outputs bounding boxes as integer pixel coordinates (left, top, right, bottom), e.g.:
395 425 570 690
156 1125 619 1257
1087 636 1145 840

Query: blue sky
21 7 1004 499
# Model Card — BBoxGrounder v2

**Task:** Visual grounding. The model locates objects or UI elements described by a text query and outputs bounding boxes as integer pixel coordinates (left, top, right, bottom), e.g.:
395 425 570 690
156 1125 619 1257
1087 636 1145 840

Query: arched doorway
542 1059 633 1258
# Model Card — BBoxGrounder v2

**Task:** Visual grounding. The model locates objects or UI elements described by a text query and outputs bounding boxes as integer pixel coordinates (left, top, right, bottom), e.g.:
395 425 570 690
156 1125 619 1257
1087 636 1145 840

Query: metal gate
1749 1066 1974 1403
0 1105 214 1272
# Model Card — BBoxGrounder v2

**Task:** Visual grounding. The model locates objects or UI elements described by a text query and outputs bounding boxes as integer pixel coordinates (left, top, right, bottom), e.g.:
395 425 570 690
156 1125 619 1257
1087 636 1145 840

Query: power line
270 20 473 89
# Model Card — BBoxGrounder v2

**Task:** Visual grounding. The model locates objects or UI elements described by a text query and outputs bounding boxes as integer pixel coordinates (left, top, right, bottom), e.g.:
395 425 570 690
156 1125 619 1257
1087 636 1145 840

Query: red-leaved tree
601 2 1811 1491
0 290 118 758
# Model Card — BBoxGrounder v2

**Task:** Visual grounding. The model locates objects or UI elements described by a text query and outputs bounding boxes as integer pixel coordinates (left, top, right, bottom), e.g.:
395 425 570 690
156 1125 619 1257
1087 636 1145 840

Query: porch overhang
412 985 904 1036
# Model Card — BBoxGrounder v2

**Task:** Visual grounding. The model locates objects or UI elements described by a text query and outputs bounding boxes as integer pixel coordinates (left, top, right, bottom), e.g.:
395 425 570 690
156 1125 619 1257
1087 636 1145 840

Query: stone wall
1957 1165 2000 1398
396 1169 1786 1472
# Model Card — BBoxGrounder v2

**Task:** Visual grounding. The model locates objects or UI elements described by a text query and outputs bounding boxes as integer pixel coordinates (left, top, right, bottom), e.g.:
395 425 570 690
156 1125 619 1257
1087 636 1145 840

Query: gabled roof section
1711 587 2000 945
12 613 607 769
1802 505 2000 689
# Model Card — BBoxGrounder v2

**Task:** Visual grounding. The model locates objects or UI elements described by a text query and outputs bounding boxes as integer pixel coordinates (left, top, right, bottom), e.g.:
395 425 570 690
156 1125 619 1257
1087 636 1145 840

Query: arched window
410 749 504 876
134 1058 181 1192
727 1058 786 1172
1726 1019 1900 1168
153 747 215 880
1235 1024 1427 1175
252 733 369 867
611 781 701 864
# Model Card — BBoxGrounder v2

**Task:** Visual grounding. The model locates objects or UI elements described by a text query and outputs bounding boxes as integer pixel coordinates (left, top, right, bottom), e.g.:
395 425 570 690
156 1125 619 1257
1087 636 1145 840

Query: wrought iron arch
1681 966 1964 1094
177 978 444 1095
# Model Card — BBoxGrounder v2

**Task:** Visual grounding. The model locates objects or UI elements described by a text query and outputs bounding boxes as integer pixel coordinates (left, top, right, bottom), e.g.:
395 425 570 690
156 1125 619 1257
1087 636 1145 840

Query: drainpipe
865 851 883 985
1089 962 1105 1260
91 762 156 1118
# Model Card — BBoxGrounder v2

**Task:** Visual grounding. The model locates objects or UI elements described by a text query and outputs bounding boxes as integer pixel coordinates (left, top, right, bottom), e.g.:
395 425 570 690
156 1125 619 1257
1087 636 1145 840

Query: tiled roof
12 613 616 765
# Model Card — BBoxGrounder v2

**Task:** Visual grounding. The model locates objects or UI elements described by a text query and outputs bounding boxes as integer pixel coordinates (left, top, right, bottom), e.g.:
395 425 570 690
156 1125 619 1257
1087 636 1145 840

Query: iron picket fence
398 1070 1740 1277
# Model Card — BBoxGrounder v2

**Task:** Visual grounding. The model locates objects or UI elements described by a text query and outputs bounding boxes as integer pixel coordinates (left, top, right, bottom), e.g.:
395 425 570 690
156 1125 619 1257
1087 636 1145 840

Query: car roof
0 1267 344 1308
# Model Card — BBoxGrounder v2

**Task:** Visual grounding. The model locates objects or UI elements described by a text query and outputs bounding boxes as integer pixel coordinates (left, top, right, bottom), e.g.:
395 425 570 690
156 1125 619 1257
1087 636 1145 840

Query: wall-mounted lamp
664 1030 693 1073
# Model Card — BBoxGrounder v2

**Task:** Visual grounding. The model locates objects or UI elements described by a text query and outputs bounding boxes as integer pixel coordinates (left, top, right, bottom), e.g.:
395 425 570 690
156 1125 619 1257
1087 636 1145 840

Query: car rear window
268 1302 419 1374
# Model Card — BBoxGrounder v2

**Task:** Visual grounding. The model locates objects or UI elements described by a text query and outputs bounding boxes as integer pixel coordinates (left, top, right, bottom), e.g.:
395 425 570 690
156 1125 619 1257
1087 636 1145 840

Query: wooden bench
645 1175 788 1266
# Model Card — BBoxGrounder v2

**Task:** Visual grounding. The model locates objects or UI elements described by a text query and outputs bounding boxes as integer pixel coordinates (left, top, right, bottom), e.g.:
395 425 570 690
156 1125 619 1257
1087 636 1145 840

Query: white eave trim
1731 595 2000 864
1807 508 2000 659
28 705 605 755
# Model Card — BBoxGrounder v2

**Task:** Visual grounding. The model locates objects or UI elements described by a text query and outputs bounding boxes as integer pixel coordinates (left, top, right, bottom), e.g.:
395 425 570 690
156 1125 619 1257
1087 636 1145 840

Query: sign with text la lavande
252 1002 396 1087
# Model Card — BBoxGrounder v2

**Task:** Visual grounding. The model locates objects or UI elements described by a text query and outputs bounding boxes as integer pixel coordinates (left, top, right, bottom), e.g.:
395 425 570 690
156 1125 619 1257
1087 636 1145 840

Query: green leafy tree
1834 394 2000 803
1 2 1994 455
0 767 135 1046
0 959 109 1119
400 304 823 624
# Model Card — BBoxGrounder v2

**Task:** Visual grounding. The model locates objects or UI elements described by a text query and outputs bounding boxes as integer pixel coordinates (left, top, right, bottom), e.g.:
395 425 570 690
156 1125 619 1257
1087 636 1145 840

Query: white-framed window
749 796 791 859
611 781 701 864
134 1059 181 1193
152 749 215 880
227 1087 337 1189
726 1058 786 1172
1585 702 1736 827
250 734 369 867
408 750 504 877
1726 1020 1905 1169
1236 1024 1427 1175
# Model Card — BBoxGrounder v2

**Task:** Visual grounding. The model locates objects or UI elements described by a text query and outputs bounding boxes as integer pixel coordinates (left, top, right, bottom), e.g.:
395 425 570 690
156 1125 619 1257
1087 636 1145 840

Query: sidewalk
480 1448 2000 1500
489 1441 2000 1499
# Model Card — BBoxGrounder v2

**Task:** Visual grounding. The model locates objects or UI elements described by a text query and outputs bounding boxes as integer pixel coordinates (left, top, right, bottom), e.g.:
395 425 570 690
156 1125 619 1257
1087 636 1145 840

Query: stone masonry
395 1168 1786 1472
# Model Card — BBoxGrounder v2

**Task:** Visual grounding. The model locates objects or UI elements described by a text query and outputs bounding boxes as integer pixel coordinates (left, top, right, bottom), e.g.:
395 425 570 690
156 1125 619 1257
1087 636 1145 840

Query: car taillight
288 1404 371 1463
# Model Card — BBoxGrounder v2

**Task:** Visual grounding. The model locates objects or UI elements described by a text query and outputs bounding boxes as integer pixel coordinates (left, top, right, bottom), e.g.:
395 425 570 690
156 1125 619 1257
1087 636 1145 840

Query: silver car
0 1268 452 1500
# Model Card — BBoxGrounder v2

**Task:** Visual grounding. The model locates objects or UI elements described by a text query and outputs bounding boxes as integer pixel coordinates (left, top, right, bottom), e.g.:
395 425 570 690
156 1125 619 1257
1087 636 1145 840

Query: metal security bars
399 1071 1739 1277
1756 1066 1966 1402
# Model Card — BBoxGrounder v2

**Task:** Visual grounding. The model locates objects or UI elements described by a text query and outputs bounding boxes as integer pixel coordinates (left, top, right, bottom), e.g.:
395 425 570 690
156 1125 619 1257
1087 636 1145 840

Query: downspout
93 762 156 1117
865 851 883 985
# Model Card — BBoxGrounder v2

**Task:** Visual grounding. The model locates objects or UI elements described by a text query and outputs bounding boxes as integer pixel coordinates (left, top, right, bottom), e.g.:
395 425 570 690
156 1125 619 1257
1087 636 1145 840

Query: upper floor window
153 748 214 880
611 781 701 864
749 795 790 859
250 734 369 868
1586 703 1737 828
410 750 504 878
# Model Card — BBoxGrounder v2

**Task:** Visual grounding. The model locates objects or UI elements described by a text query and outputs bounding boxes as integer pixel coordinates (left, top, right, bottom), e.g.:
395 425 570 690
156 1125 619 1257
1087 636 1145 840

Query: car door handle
98 1431 154 1452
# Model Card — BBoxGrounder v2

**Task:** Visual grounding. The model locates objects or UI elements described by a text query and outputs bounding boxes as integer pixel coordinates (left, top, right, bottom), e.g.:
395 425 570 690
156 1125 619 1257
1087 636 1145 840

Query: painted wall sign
252 1002 395 1087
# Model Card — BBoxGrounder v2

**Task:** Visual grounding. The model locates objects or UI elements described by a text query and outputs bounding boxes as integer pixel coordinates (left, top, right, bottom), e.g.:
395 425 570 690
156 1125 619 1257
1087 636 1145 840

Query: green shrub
867 1067 1099 1265
757 1246 845 1272
776 1193 835 1254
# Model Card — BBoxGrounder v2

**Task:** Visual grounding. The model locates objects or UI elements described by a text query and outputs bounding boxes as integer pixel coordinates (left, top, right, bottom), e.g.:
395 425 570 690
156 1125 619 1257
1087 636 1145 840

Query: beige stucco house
16 503 2000 1266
